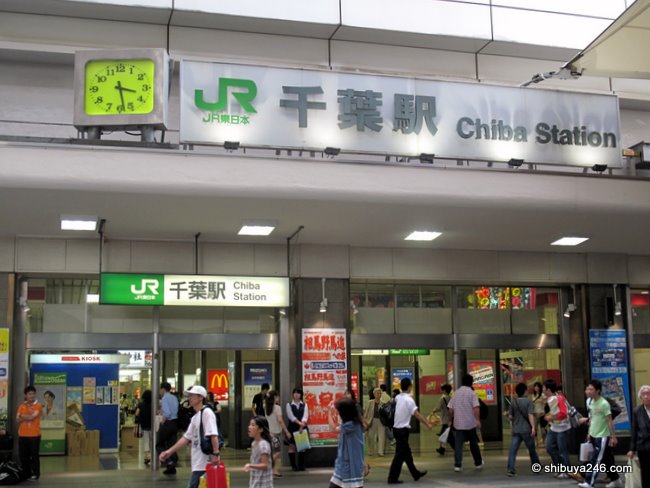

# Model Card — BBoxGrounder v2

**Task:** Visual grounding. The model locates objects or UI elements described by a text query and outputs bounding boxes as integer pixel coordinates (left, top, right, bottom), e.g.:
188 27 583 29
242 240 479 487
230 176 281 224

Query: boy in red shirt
16 385 43 481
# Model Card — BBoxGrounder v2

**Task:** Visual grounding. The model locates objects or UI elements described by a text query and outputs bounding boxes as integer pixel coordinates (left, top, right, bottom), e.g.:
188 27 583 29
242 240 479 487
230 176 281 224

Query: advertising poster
34 372 67 454
208 369 230 402
351 373 359 400
469 361 496 404
243 363 273 412
302 328 347 447
589 329 631 434
391 368 414 392
0 329 9 428
419 375 447 395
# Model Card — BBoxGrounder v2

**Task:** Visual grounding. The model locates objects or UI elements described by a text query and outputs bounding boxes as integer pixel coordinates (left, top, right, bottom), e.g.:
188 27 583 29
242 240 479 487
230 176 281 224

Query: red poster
419 375 447 395
468 361 496 405
351 373 359 400
302 329 347 447
207 369 229 401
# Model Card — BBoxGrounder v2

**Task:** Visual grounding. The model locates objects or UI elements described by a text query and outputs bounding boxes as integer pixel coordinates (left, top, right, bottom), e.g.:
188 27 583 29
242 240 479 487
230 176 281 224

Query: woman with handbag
134 390 152 466
364 388 385 457
627 385 650 488
432 384 453 455
286 387 309 471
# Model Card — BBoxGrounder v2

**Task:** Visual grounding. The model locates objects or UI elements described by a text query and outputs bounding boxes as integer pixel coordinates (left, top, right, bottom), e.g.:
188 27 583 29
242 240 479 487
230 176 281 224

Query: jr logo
131 279 160 296
195 77 257 113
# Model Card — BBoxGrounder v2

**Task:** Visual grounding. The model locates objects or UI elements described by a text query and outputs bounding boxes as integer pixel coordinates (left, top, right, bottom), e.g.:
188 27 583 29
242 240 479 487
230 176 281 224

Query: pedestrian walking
506 382 540 477
244 416 274 488
627 385 650 488
447 374 483 472
16 385 42 481
330 397 365 488
387 377 432 484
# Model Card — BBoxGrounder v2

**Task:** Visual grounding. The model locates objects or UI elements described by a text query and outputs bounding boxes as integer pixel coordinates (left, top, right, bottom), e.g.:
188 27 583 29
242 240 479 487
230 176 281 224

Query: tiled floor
30 444 626 488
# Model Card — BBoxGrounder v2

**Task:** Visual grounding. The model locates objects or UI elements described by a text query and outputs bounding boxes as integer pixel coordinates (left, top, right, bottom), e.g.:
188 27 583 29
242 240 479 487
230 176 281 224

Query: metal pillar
11 278 28 460
151 306 160 473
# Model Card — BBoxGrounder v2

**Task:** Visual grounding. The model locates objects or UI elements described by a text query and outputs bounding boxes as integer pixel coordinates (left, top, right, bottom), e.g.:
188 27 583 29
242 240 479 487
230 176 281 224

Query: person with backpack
543 379 572 479
576 379 622 488
386 377 432 484
157 381 179 475
506 382 540 477
159 385 220 488
448 374 483 472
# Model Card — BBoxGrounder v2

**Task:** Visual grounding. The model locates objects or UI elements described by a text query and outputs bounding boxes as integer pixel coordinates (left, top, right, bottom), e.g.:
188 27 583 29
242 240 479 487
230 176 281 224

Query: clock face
84 59 155 115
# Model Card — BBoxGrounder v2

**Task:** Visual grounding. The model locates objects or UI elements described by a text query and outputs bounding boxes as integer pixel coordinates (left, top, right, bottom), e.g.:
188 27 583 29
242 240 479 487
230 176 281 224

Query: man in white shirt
448 374 483 472
387 377 432 484
159 385 220 488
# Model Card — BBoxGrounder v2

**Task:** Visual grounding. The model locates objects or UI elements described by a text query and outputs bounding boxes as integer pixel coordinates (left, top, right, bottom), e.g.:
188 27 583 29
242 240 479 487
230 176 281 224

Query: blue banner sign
589 329 631 435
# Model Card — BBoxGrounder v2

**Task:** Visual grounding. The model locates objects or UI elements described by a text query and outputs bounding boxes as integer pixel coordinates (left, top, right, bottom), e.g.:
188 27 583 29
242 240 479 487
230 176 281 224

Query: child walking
244 416 274 488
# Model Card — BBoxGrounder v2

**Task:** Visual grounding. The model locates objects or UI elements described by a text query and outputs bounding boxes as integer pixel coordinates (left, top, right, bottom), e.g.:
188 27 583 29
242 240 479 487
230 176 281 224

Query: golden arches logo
210 372 229 390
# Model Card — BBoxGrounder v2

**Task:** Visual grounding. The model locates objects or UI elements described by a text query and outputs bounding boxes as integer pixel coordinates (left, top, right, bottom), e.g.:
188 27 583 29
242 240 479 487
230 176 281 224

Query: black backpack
479 399 489 420
378 400 396 427
0 460 22 485
605 397 622 419
177 400 194 431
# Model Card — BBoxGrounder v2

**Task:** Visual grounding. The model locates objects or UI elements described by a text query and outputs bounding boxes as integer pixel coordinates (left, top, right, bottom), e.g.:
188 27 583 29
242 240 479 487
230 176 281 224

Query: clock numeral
106 103 113 110
105 68 115 76
116 64 125 73
95 96 103 104
142 84 150 92
90 86 99 93
137 96 145 103
95 75 107 83
117 105 125 113
137 74 145 81
127 102 135 111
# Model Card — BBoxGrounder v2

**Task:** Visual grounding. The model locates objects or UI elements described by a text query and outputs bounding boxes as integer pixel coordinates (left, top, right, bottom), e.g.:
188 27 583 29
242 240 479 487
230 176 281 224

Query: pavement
25 445 630 487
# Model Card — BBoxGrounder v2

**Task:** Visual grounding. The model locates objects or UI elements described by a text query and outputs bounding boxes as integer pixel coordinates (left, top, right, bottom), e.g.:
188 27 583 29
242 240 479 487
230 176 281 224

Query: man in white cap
160 385 220 488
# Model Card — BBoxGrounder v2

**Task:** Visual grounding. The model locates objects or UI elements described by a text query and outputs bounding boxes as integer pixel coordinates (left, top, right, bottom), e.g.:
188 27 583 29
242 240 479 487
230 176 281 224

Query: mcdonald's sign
208 369 229 401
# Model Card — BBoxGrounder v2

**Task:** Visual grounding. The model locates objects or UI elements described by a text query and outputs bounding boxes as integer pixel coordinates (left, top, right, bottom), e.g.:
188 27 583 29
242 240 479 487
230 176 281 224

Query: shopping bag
427 413 441 426
438 427 450 444
579 442 593 462
294 430 311 452
199 474 207 488
206 462 229 488
624 457 642 488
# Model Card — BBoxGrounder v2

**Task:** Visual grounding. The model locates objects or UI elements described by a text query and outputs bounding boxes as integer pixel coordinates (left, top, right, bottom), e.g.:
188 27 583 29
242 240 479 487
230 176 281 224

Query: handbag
134 423 144 439
579 441 594 462
438 426 451 444
294 430 311 452
205 461 228 488
624 456 641 488
427 413 441 426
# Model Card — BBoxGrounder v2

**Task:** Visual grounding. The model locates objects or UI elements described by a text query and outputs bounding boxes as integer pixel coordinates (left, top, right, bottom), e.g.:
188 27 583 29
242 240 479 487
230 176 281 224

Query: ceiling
2 143 650 256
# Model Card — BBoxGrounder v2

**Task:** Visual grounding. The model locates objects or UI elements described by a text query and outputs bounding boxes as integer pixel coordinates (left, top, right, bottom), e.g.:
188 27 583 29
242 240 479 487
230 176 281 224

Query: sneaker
454 466 461 472
568 472 584 482
475 462 484 470
507 471 516 477
577 483 591 488
605 480 623 488
28 476 38 482
556 473 569 479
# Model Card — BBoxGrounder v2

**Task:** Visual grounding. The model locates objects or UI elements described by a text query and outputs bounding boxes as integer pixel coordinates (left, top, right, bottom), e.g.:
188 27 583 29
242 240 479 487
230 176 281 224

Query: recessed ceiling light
405 231 442 241
86 294 100 304
61 215 97 231
551 237 589 246
238 223 276 236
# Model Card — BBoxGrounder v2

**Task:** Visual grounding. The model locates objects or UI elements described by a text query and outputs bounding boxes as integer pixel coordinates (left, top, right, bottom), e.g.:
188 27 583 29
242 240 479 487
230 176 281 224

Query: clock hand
115 80 126 109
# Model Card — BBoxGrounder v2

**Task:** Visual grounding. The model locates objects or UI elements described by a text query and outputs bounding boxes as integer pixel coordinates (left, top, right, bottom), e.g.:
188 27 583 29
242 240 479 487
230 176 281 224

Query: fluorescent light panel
238 224 275 236
86 294 100 304
405 231 442 241
61 215 97 231
551 237 589 246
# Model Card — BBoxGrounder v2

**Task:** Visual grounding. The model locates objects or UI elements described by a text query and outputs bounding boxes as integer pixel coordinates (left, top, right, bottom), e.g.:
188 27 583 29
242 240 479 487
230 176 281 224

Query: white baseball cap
184 385 208 398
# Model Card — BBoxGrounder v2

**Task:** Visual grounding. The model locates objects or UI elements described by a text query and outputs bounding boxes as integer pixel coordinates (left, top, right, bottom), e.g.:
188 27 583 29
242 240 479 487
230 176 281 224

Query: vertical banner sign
468 361 496 404
208 369 230 402
589 329 631 434
391 368 414 392
0 329 9 429
34 372 67 454
243 363 273 412
302 328 347 447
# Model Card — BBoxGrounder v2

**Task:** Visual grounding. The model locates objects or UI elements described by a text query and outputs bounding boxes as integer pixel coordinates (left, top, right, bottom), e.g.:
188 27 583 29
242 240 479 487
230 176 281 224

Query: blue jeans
453 428 482 468
507 432 540 473
545 429 570 466
187 470 205 488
